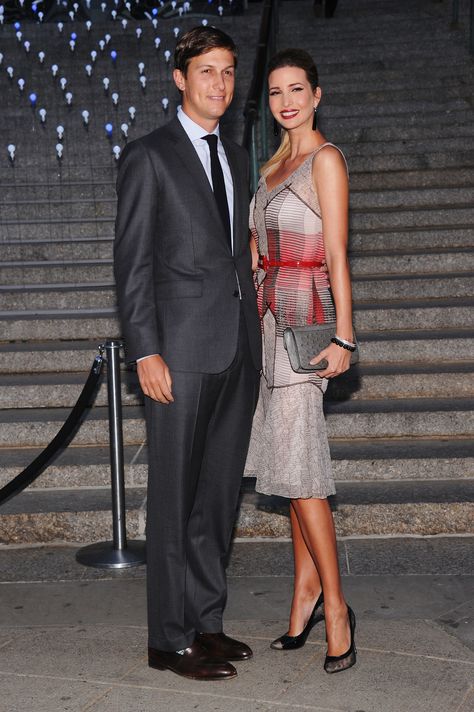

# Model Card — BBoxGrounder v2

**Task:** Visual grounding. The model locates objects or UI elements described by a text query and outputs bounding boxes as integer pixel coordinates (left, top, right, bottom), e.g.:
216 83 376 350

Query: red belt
258 257 323 270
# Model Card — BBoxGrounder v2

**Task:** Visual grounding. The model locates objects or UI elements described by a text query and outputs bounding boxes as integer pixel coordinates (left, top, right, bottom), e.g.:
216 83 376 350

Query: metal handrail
242 0 279 193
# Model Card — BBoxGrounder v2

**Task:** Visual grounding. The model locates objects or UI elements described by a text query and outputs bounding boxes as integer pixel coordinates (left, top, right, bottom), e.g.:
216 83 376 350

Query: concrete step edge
1 480 473 516
0 398 472 423
1 361 473 387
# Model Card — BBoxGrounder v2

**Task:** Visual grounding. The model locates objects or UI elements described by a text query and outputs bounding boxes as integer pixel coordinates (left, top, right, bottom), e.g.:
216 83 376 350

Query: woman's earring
273 118 280 136
312 107 318 131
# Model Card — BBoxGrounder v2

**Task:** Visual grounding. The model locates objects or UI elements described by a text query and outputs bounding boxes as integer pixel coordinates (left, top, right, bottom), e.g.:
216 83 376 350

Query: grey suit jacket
114 117 262 373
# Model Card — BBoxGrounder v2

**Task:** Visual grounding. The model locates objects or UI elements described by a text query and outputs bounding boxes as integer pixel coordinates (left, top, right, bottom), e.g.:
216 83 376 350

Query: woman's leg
292 498 351 656
287 502 322 636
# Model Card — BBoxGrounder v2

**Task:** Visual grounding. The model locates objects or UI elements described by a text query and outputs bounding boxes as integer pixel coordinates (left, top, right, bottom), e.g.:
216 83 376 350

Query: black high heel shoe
324 605 357 674
270 591 324 650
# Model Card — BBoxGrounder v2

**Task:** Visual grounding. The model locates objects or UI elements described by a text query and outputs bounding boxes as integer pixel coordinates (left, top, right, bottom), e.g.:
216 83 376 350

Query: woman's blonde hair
261 48 319 178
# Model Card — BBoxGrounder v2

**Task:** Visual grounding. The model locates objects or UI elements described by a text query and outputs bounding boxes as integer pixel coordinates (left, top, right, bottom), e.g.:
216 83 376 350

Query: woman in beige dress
246 48 357 673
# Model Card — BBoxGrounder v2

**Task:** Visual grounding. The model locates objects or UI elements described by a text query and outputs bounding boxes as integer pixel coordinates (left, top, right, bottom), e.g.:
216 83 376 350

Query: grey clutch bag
283 323 359 373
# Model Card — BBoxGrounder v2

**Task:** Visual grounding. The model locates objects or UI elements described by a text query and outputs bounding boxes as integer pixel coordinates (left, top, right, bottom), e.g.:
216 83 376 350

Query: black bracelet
331 336 356 352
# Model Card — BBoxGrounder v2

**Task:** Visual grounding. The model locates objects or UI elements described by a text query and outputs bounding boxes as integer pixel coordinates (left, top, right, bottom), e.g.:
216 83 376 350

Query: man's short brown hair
174 26 238 75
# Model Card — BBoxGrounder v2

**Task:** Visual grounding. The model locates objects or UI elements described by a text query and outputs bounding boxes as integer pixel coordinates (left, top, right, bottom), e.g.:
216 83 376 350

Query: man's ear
173 68 185 92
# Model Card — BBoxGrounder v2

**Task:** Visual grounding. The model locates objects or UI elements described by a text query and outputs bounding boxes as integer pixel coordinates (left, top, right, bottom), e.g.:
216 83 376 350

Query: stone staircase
0 0 473 552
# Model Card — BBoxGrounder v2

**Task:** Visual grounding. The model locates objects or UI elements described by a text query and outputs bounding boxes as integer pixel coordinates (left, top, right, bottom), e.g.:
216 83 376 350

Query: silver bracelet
334 334 356 348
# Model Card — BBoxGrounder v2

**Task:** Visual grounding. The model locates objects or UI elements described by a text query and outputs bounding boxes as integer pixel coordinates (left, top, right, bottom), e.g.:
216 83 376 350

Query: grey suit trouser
144 311 260 651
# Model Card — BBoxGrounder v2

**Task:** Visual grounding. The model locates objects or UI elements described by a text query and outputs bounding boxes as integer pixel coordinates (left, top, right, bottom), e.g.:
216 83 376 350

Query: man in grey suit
114 26 261 681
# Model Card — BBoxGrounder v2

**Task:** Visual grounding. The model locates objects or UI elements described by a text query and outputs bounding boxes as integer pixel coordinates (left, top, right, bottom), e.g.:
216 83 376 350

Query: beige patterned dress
245 144 346 499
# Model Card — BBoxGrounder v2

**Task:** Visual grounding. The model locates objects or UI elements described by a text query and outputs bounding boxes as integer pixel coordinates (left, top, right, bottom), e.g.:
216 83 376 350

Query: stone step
1 248 472 285
2 184 473 220
351 168 474 191
0 361 472 409
0 181 115 202
0 479 472 544
350 207 474 231
350 186 474 211
347 150 474 173
349 227 474 251
324 95 472 118
0 298 472 340
5 115 474 165
0 398 472 448
337 124 474 148
2 147 473 189
0 198 116 221
0 218 114 240
1 270 472 310
323 84 474 108
352 272 474 302
343 136 474 158
0 260 114 285
1 436 472 491
236 479 474 538
2 224 473 264
2 161 474 206
0 329 472 373
357 328 474 364
323 108 474 133
0 239 113 262
0 311 119 340
0 182 116 202
349 249 474 275
326 66 474 91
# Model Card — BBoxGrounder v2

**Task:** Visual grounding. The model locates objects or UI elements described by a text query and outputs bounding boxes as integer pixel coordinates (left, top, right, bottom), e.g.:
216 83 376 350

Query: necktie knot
202 134 218 151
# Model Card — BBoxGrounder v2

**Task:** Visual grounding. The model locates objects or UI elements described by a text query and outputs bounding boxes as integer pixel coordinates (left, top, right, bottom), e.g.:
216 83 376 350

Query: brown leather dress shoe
148 641 237 680
196 632 253 661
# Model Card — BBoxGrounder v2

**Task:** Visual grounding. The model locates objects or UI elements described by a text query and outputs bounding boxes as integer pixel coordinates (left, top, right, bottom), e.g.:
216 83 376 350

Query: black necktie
202 134 231 248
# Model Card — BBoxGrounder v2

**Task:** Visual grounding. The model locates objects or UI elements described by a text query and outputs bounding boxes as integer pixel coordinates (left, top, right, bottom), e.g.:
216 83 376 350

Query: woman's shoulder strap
312 142 349 175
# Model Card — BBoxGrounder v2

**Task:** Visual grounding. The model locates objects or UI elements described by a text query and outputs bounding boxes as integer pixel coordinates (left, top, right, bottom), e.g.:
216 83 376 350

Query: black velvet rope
0 353 104 507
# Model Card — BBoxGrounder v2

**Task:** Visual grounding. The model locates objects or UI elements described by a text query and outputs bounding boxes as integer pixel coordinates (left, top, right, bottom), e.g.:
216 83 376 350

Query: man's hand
137 355 174 404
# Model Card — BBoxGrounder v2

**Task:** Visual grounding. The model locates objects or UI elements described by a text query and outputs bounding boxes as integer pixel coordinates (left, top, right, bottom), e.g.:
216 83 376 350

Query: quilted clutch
283 323 359 373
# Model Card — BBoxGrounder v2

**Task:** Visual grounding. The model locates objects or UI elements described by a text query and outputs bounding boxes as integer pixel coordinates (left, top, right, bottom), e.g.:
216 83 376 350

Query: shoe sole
148 659 238 680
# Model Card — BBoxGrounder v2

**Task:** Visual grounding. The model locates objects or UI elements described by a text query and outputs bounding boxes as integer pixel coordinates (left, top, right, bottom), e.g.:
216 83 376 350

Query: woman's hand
249 235 259 272
310 342 352 379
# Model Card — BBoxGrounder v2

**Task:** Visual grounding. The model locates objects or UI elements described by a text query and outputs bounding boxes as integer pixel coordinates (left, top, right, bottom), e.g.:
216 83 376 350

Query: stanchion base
76 540 146 569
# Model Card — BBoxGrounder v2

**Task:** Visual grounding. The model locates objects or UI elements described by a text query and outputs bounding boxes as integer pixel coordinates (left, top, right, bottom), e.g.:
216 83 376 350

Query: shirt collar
177 106 220 143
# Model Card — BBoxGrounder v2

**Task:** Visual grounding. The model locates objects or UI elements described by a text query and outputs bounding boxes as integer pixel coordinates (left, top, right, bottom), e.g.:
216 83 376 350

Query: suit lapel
165 118 241 253
165 119 224 224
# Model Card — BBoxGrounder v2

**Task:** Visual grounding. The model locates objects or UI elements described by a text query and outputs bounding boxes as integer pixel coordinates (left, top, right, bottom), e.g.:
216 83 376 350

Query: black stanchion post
108 340 127 550
76 340 146 568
